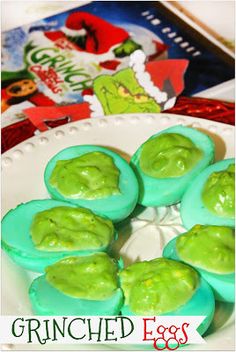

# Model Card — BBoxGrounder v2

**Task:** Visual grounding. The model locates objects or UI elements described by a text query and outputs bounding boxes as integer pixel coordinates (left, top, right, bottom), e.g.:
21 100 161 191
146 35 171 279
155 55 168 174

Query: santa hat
129 50 189 110
65 12 129 54
44 12 129 55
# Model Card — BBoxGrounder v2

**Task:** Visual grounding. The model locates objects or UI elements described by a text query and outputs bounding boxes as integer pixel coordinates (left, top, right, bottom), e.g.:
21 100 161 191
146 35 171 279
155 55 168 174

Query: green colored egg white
44 145 139 223
30 276 124 315
181 158 235 229
1 199 117 273
130 125 215 206
121 278 214 336
163 234 235 303
29 254 124 316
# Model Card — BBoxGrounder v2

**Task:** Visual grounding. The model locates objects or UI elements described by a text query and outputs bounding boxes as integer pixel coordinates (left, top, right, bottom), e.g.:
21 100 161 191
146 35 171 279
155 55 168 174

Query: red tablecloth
2 96 235 154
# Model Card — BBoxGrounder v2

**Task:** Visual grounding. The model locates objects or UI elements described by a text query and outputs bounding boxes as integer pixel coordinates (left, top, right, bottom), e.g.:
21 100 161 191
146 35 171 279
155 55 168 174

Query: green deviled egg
130 125 215 206
1 199 116 272
181 158 235 229
163 225 235 302
29 253 124 315
44 145 139 222
119 258 214 336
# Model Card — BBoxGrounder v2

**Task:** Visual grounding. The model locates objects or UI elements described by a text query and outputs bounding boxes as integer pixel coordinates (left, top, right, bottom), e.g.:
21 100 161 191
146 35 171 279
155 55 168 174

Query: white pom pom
129 50 146 68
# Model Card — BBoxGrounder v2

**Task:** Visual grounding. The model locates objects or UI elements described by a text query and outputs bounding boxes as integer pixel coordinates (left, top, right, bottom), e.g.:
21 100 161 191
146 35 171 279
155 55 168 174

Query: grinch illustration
2 11 166 121
2 50 188 152
22 50 188 131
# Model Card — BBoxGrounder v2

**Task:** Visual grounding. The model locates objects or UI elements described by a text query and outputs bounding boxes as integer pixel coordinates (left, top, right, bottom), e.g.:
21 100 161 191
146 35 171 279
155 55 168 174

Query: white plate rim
1 113 235 351
2 112 235 159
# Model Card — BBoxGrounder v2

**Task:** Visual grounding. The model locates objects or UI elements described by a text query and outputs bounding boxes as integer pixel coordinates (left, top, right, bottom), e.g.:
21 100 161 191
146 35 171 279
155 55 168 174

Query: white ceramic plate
1 113 235 351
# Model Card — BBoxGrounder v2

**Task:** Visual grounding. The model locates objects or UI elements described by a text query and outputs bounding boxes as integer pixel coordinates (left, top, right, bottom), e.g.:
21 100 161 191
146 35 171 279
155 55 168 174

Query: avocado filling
119 258 199 315
49 151 121 199
176 225 235 274
202 164 235 218
30 206 114 251
45 253 119 300
139 133 203 178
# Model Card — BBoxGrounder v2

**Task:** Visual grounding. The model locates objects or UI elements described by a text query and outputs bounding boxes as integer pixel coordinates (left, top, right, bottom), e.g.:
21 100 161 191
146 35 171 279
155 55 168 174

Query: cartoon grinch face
93 68 161 115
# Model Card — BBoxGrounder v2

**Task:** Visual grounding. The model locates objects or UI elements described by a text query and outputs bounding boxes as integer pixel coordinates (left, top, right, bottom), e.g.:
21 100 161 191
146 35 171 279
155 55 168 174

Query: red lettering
29 65 63 94
178 323 189 344
143 317 156 341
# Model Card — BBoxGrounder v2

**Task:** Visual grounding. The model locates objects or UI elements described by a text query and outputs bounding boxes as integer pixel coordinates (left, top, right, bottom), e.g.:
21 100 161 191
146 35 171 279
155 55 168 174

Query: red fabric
2 97 234 153
1 103 91 152
1 115 77 154
145 59 189 95
2 119 37 153
166 96 235 125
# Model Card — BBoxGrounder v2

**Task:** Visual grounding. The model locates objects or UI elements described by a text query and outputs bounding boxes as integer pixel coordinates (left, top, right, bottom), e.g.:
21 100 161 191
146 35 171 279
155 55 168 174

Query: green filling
202 164 235 217
45 253 119 300
49 151 121 199
119 258 199 315
176 225 235 274
30 206 114 251
93 68 161 115
139 133 203 178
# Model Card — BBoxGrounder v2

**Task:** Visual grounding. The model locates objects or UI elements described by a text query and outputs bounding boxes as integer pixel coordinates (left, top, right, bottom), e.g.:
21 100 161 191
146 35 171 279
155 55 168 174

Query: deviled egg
29 253 124 315
181 158 235 229
44 145 139 222
163 225 235 302
130 125 215 206
119 258 214 336
1 199 116 272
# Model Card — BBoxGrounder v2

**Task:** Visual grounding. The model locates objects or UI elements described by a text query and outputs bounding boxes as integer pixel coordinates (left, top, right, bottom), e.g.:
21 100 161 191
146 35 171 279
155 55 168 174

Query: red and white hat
84 50 189 117
129 50 189 110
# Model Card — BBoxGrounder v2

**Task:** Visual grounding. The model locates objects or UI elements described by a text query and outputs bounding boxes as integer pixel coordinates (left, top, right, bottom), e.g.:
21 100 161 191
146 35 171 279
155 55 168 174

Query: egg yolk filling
176 225 235 274
45 253 119 300
139 133 203 178
49 151 121 199
30 206 114 251
119 258 199 315
202 164 235 218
